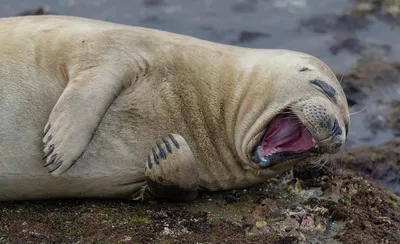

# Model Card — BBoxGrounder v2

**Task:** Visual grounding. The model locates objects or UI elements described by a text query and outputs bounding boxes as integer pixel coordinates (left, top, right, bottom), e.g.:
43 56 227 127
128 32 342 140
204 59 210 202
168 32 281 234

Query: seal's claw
157 141 166 159
169 134 180 148
43 144 55 159
162 136 172 153
41 117 88 176
43 124 51 137
152 147 159 164
144 134 199 201
44 154 57 167
148 136 176 167
48 160 64 173
147 155 153 169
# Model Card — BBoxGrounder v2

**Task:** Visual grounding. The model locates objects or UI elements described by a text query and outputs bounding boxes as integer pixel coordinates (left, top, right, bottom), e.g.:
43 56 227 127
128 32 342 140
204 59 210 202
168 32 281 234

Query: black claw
169 134 180 149
48 160 63 173
43 144 55 159
43 124 50 136
162 137 172 153
152 147 159 164
147 154 152 169
156 141 166 159
44 154 57 167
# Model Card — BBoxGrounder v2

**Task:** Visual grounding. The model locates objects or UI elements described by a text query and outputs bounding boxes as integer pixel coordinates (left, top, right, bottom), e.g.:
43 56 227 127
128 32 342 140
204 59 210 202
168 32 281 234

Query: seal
0 15 349 201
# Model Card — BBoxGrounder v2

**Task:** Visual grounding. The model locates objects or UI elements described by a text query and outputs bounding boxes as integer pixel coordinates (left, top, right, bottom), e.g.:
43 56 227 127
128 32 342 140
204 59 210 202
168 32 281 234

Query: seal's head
234 50 349 173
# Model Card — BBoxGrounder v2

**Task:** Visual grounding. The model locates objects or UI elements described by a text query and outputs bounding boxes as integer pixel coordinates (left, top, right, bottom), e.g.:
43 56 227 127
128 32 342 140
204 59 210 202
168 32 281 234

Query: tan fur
0 15 349 201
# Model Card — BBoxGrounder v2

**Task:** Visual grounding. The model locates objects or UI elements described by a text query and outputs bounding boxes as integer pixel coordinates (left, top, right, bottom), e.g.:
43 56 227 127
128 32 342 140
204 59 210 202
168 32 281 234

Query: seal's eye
299 67 311 72
310 79 337 102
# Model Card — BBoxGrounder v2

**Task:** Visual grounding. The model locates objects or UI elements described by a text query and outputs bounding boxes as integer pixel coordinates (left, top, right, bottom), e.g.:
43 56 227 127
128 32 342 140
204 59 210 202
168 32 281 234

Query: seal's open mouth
252 112 319 168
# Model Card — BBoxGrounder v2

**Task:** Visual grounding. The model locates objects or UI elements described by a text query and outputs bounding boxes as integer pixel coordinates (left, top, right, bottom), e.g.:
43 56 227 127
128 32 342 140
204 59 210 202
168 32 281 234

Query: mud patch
0 200 275 243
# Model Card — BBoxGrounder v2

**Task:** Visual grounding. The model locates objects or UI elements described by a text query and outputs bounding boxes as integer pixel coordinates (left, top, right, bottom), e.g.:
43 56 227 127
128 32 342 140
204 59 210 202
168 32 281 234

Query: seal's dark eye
299 67 311 72
310 79 337 102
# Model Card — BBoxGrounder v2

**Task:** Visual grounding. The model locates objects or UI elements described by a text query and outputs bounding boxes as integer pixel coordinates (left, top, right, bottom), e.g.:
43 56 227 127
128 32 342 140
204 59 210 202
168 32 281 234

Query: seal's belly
0 62 143 201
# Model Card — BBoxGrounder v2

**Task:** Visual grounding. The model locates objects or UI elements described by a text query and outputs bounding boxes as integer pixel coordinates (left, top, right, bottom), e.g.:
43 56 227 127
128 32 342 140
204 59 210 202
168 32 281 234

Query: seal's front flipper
142 134 199 201
42 66 130 176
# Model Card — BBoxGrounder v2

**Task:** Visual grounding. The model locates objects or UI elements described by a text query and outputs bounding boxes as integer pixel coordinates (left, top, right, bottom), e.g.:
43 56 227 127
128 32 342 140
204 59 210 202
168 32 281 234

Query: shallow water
1 0 399 147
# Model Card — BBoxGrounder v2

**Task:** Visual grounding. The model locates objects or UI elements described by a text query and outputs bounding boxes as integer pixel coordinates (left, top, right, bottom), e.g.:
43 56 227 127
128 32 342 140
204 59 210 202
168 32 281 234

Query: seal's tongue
258 114 316 156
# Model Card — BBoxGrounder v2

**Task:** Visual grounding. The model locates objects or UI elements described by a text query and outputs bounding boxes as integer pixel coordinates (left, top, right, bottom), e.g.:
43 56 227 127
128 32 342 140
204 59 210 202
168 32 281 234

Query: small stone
246 222 275 236
323 182 341 202
321 175 329 181
377 216 392 225
282 214 300 232
255 221 267 227
121 236 132 242
299 214 315 232
252 198 279 220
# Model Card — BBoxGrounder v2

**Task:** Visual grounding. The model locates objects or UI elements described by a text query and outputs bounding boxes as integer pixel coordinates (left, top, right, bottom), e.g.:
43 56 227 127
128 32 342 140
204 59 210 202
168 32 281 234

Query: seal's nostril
332 119 342 138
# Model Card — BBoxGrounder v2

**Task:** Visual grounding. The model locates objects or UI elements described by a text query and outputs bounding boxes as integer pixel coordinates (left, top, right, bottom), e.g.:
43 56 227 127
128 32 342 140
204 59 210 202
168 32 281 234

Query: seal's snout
330 118 346 153
250 99 348 168
295 99 348 153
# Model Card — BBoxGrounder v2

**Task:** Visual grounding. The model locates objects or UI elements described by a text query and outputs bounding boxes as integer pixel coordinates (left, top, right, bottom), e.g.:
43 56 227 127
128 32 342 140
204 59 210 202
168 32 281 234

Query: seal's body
0 16 349 201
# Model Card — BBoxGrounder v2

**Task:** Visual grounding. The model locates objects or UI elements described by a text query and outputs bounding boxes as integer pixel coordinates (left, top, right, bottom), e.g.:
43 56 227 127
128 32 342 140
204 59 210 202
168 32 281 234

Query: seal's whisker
310 157 324 169
309 153 336 171
339 74 344 85
313 156 329 171
338 75 348 90
349 104 357 112
349 105 368 116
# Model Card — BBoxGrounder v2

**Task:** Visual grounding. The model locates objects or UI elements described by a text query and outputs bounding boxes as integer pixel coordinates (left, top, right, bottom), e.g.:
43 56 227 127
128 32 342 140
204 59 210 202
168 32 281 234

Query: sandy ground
1 0 400 243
